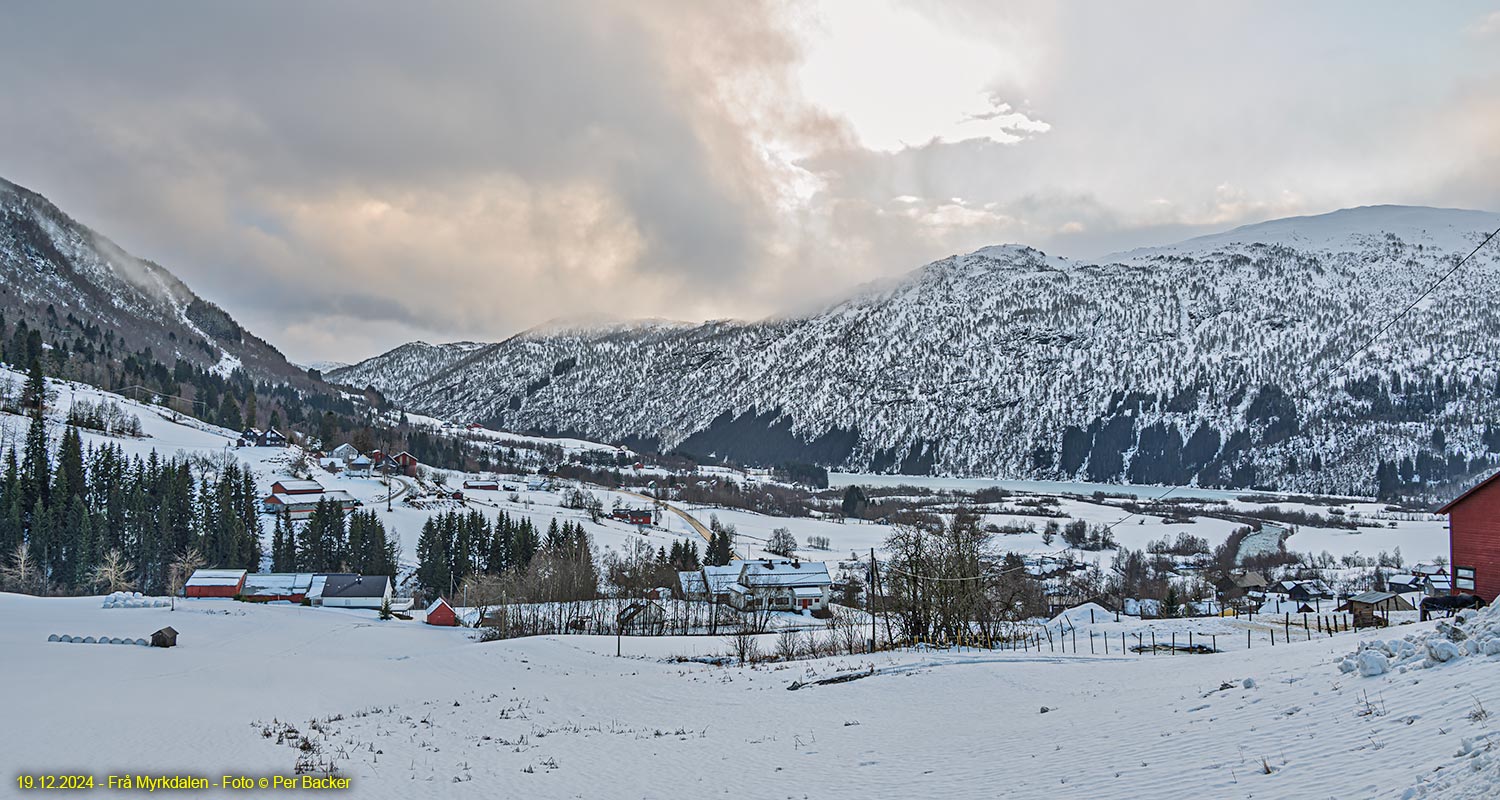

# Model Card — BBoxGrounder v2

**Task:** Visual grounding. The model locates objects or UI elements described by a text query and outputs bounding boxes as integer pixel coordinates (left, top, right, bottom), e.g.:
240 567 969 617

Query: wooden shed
1336 591 1415 628
151 626 178 648
425 597 460 627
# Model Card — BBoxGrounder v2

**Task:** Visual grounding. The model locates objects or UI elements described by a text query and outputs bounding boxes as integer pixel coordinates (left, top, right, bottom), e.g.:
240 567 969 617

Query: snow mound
1049 603 1135 629
1340 604 1500 676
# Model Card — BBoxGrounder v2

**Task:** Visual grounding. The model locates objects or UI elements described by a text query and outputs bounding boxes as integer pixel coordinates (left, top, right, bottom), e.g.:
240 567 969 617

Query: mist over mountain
0 177 312 387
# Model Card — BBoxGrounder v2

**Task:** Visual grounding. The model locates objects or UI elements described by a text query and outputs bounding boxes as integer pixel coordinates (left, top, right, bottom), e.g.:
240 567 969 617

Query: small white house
330 443 361 463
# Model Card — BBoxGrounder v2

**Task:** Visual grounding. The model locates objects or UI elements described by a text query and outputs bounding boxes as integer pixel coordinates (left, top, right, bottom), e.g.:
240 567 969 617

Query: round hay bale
48 634 60 642
134 638 149 646
132 591 143 599
59 635 74 643
82 636 96 644
109 637 125 645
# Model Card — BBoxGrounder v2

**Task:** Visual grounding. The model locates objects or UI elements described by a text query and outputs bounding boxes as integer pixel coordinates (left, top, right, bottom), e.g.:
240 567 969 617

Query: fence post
1090 631 1095 654
1151 631 1156 654
1247 629 1251 649
1171 632 1176 654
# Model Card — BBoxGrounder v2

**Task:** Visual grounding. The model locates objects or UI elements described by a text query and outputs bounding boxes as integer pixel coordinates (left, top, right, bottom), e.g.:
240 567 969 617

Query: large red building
183 569 247 598
1438 469 1500 602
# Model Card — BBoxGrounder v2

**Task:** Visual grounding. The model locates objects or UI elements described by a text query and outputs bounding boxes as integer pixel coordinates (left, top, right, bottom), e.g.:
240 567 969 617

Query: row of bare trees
880 509 1047 647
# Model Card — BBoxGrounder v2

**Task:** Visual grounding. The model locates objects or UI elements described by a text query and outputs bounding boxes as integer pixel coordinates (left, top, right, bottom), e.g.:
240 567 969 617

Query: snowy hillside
334 206 1500 497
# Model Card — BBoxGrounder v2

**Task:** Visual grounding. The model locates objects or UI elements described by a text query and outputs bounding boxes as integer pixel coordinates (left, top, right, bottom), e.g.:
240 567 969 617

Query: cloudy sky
3 1 1498 364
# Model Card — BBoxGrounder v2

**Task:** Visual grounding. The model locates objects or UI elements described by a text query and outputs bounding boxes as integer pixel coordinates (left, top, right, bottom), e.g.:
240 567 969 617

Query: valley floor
3 593 1497 799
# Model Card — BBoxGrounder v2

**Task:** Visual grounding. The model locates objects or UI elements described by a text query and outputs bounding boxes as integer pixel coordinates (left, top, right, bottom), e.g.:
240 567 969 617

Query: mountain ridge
332 204 1500 496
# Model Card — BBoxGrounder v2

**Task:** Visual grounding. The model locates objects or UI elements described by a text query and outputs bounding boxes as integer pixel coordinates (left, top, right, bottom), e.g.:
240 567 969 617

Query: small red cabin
425 597 459 626
1439 469 1500 602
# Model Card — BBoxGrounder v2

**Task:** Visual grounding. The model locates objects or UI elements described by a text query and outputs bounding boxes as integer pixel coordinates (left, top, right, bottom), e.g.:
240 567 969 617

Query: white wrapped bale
47 634 59 642
81 636 96 644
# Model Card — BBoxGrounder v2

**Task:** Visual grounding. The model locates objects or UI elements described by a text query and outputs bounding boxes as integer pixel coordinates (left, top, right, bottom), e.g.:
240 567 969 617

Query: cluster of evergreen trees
415 509 545 598
266 502 397 577
705 514 735 566
0 363 261 595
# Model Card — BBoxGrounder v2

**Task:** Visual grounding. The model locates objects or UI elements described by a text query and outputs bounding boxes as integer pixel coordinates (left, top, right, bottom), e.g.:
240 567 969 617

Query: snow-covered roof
792 586 824 598
272 480 325 493
350 455 372 465
265 490 360 507
1388 574 1420 586
185 568 247 587
241 573 314 595
740 560 831 588
678 571 707 595
702 564 741 592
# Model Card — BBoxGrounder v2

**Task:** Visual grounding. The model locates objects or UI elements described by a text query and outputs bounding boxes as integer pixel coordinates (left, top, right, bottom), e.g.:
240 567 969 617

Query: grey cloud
2 1 1498 362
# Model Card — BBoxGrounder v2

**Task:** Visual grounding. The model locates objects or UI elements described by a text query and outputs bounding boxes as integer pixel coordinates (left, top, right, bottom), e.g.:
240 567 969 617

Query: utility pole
869 548 877 653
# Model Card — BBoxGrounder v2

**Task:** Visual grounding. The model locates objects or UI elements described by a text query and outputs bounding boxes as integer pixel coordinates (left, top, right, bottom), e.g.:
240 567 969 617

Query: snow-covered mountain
335 206 1500 496
0 177 309 384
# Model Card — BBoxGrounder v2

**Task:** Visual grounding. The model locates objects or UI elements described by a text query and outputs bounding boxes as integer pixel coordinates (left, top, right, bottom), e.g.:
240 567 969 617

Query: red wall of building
1449 478 1500 602
185 582 243 598
425 601 458 626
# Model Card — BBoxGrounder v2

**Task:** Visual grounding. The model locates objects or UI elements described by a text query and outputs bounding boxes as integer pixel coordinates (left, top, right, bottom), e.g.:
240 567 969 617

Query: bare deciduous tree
89 548 136 594
0 542 45 595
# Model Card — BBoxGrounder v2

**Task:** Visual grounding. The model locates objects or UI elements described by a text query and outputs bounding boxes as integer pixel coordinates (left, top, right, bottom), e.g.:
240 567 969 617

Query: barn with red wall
183 569 247 598
1439 469 1500 602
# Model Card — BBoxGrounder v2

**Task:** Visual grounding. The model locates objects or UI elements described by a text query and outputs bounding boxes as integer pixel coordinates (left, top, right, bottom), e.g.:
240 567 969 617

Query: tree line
0 364 262 594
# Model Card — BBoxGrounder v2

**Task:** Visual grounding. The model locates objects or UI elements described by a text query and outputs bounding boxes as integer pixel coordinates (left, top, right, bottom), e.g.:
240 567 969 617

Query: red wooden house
612 508 654 526
425 597 459 626
1438 469 1500 602
392 451 419 476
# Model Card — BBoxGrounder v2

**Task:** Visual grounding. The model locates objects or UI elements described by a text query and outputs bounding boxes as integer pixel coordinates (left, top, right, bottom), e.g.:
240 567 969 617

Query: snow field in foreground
2 592 1498 799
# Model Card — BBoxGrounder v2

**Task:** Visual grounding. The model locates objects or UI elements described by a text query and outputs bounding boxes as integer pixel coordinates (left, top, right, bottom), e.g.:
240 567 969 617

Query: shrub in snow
1242 677 1256 689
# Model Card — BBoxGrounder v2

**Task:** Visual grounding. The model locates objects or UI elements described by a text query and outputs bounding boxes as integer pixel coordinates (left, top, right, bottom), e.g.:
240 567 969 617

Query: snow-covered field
3 592 1498 798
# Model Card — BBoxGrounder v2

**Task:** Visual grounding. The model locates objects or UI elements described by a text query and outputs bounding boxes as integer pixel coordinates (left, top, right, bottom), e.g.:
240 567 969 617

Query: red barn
1439 469 1500 602
183 569 247 598
425 597 459 626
